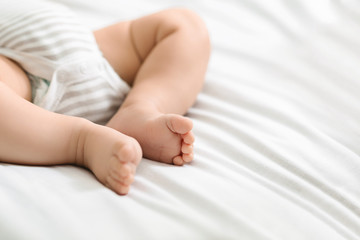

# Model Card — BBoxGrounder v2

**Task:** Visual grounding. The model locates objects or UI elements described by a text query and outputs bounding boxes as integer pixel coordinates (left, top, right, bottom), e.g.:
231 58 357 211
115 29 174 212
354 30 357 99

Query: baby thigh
0 55 31 101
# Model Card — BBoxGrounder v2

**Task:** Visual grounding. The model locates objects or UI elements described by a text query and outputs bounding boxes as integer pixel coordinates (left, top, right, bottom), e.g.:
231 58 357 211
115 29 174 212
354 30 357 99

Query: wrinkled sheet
1 0 360 239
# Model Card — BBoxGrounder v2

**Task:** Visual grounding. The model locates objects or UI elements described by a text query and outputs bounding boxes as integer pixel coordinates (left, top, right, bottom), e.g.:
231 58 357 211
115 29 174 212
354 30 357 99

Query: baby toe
181 143 193 154
106 175 130 195
173 155 184 166
117 139 142 166
109 167 132 186
167 114 193 134
122 174 135 185
119 163 132 177
182 131 195 145
182 153 194 163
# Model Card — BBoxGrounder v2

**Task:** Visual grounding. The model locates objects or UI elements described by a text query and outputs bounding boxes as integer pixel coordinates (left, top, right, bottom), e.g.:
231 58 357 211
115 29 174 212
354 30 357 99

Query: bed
1 0 360 239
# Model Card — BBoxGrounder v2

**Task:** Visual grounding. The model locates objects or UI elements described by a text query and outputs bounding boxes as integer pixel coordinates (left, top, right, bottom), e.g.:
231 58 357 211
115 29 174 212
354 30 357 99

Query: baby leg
0 56 142 195
95 9 210 165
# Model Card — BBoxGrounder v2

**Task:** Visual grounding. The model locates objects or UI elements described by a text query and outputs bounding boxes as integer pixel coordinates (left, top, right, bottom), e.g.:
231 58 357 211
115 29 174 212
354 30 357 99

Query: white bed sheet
1 0 360 239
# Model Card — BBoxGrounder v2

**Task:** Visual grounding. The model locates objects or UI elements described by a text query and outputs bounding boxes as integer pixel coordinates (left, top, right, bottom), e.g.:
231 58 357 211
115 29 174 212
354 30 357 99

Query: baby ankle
71 118 92 167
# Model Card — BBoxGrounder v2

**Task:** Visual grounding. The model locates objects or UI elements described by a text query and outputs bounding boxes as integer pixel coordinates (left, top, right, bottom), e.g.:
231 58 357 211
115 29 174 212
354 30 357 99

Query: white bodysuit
0 1 130 125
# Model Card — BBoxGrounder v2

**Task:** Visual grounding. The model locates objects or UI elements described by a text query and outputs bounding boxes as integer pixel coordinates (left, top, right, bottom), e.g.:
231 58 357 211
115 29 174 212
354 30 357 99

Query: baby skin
97 8 210 165
0 9 210 195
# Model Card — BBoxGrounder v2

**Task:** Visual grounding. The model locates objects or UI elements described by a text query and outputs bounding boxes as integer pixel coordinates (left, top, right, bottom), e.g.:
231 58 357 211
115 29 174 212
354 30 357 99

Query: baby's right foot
75 121 142 195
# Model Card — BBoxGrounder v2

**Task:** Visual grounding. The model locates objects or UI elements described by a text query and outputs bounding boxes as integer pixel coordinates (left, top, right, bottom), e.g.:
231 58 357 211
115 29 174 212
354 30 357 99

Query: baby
0 1 210 195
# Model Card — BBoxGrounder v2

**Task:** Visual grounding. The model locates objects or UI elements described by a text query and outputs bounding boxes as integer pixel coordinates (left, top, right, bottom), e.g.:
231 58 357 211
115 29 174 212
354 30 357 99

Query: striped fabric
0 0 129 125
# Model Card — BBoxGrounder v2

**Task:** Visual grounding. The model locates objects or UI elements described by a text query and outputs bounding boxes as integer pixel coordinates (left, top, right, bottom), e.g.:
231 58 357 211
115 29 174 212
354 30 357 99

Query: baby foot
76 121 142 195
107 107 195 165
145 113 195 165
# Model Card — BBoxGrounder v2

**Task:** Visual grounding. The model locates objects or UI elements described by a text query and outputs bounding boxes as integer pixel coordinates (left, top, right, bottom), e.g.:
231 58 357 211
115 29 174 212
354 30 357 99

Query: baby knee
162 8 210 44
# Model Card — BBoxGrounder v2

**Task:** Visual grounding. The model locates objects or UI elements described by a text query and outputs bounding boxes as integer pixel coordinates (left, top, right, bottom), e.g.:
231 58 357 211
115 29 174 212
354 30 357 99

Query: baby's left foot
107 106 195 165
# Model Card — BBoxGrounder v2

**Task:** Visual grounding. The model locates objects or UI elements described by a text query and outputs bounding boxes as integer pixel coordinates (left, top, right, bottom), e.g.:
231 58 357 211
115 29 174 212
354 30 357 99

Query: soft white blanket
1 0 360 239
